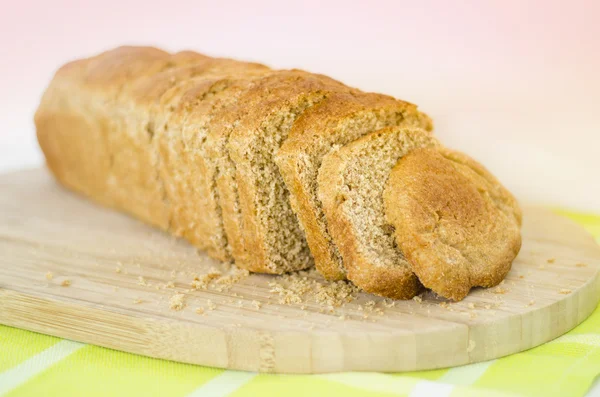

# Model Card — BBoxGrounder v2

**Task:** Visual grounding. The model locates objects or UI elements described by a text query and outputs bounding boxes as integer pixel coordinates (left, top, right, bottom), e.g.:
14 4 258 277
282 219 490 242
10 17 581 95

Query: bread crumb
45 272 53 280
518 275 525 279
115 266 121 273
213 268 250 292
314 280 359 308
382 299 396 308
207 300 216 310
439 302 450 309
547 258 555 264
559 289 572 295
467 302 476 309
169 293 186 311
339 315 347 320
413 296 423 303
251 300 262 310
166 281 175 288
133 298 143 304
365 300 376 310
575 263 587 268
138 276 147 286
269 273 313 305
61 279 71 287
493 286 509 294
525 300 535 307
467 340 476 353
191 268 222 290
195 307 205 315
484 304 492 310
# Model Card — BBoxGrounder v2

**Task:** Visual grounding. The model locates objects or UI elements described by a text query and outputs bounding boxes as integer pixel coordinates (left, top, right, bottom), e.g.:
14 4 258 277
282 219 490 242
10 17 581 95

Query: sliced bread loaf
208 71 350 272
160 70 274 260
317 126 439 298
277 92 433 280
383 148 522 301
110 57 269 241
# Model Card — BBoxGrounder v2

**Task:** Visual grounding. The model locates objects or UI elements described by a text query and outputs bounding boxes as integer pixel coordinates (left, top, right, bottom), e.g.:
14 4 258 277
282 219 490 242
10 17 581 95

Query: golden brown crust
318 127 439 299
36 47 271 260
383 148 522 301
276 92 433 280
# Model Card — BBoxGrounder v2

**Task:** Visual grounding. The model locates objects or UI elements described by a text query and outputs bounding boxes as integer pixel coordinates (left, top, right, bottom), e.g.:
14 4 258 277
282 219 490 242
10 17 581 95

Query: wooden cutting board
1 169 599 374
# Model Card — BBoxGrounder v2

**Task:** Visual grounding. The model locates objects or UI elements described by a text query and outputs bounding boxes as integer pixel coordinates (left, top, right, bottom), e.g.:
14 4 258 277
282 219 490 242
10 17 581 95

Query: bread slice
317 126 439 298
118 60 268 233
207 71 350 272
383 148 522 301
276 92 433 280
160 70 275 260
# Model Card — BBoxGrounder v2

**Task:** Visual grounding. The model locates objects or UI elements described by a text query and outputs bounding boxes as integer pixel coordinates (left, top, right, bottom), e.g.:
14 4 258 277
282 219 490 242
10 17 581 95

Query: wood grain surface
1 168 599 373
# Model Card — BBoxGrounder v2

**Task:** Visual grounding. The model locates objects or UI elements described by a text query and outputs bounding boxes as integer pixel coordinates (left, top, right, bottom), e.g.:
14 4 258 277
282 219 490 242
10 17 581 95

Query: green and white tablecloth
1 210 600 397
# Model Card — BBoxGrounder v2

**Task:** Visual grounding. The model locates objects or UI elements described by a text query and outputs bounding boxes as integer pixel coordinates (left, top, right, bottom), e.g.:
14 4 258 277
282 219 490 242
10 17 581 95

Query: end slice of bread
383 148 522 301
318 126 439 298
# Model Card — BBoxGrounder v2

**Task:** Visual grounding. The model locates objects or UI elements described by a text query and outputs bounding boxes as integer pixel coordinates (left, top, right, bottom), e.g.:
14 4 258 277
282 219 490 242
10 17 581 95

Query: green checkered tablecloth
1 210 600 397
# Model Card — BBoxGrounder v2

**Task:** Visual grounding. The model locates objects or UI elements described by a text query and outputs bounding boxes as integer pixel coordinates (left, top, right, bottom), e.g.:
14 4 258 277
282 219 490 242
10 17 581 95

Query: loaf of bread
36 46 521 301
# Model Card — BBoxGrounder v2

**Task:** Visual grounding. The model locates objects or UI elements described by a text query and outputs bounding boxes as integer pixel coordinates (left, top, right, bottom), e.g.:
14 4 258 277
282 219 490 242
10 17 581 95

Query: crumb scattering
169 293 186 311
45 272 53 280
251 300 262 310
559 289 572 295
467 302 476 309
133 298 143 304
195 307 205 315
191 268 222 290
547 258 555 264
526 300 536 307
382 299 396 308
493 286 509 294
61 279 71 287
412 296 423 303
314 280 359 308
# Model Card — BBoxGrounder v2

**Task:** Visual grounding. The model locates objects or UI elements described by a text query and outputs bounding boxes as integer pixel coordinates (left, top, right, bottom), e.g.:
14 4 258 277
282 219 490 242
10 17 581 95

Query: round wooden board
1 169 599 373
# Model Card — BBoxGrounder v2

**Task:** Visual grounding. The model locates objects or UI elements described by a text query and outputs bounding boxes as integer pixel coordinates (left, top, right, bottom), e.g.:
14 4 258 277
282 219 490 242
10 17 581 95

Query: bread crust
383 148 522 301
277 92 433 280
36 47 271 261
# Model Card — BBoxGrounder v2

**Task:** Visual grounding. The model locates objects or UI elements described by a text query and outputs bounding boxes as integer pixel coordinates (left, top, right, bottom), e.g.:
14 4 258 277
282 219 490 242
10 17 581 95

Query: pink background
1 0 599 211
